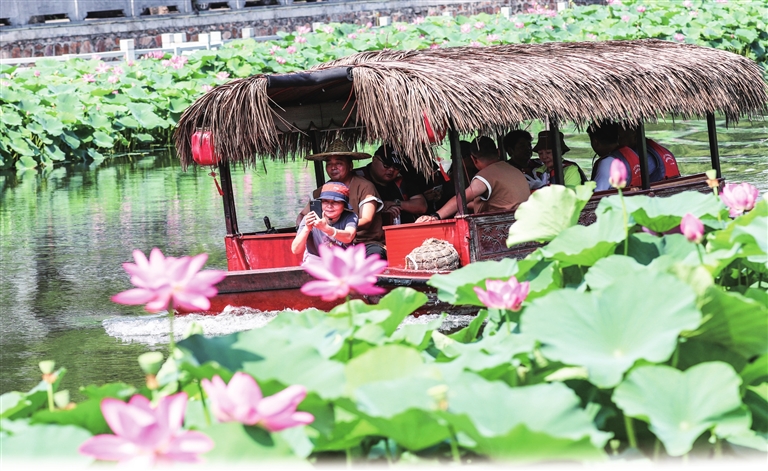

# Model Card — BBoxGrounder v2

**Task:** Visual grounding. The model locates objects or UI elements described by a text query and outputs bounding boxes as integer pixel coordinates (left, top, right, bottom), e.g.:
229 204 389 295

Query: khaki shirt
471 161 530 214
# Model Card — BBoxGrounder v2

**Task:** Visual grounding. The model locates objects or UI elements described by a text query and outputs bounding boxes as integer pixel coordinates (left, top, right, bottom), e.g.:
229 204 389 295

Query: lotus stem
695 244 705 266
447 423 461 464
167 299 176 353
345 447 353 468
619 189 629 256
624 415 638 449
346 296 354 360
653 438 661 461
384 438 393 466
198 380 211 426
671 343 680 369
46 382 55 412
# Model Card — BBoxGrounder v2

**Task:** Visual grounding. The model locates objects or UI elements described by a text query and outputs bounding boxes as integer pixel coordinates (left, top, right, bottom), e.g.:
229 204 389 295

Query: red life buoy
191 130 220 166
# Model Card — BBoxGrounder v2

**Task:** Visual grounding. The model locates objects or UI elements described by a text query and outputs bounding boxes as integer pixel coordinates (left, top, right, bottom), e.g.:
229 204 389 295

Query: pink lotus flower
515 21 525 29
95 62 110 74
295 35 307 44
366 21 373 28
269 45 280 55
470 41 482 47
683 0 692 7
79 393 213 466
395 24 408 32
111 248 226 312
691 10 698 17
609 158 627 189
215 71 229 80
474 277 530 311
474 21 485 30
286 45 297 54
34 70 40 77
91 54 102 61
202 373 314 431
201 84 213 93
680 213 704 243
296 25 311 34
107 75 119 84
111 66 124 75
487 34 500 42
720 182 759 217
587 33 597 40
347 33 357 40
429 43 440 49
637 5 646 13
621 15 630 22
275 56 286 64
144 50 165 59
321 26 334 34
413 17 425 25
674 33 685 42
547 10 557 18
301 244 387 302
83 73 96 83
126 59 136 67
460 24 471 34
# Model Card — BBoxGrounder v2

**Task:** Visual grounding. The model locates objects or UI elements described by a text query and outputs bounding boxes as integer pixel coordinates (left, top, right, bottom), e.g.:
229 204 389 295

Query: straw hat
532 131 570 154
305 139 371 161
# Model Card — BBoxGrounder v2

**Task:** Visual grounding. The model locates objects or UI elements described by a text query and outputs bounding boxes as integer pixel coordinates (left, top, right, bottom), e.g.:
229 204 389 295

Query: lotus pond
1 114 767 465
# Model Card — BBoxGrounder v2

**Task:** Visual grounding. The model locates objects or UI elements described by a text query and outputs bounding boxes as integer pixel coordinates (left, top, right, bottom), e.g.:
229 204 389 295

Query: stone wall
0 0 603 59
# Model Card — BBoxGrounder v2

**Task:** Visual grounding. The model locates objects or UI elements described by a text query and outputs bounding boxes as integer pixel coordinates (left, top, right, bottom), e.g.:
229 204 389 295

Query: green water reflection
0 118 766 398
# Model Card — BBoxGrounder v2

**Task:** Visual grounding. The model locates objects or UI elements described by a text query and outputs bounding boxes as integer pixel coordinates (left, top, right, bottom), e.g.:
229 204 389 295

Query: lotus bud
138 352 164 376
39 360 55 375
427 384 449 411
608 159 627 189
53 390 71 409
680 213 704 244
609 439 621 455
705 169 719 193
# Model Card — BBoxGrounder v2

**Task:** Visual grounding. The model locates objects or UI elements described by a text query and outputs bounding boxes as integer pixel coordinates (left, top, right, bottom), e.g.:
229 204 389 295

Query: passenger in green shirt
530 130 587 189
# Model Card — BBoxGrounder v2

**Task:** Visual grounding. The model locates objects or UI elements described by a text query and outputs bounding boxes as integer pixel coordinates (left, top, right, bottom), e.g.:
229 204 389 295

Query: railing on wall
0 0 346 28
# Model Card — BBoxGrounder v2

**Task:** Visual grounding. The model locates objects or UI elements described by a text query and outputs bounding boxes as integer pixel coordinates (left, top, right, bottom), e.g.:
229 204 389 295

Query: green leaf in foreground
613 362 747 456
521 270 701 388
0 423 92 464
428 258 518 305
507 183 595 246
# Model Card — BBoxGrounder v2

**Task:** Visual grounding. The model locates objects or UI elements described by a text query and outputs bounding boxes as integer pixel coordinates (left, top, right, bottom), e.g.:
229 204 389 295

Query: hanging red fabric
209 171 224 196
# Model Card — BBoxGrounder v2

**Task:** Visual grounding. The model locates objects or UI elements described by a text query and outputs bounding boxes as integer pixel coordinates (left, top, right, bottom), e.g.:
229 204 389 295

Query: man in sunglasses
355 145 428 225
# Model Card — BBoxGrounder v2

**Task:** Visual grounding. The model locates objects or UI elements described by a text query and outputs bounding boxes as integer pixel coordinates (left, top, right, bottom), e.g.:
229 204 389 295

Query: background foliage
0 0 766 170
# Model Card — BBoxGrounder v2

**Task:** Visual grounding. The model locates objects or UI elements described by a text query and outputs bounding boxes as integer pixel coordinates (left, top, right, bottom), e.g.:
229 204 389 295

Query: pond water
1 117 766 398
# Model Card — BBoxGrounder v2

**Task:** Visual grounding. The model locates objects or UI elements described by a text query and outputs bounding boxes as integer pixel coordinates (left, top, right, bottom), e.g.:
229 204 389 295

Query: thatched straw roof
175 39 767 172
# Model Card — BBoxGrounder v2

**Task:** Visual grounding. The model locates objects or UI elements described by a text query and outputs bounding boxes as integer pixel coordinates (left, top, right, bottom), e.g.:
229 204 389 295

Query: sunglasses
375 156 401 170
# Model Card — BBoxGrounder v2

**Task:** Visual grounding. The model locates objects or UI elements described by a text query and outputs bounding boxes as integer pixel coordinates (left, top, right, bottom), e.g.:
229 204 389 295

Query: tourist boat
174 39 767 314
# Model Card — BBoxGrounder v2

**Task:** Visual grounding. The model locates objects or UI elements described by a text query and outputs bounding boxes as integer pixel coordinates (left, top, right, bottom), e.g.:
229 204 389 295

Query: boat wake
102 306 479 345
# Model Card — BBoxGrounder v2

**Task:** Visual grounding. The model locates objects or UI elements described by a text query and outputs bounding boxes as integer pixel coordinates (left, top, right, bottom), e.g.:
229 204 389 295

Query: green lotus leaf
202 422 304 462
440 375 610 460
741 355 768 391
597 191 725 232
521 270 701 388
1 110 23 126
685 287 768 358
388 316 443 349
91 131 114 148
0 424 92 463
507 183 595 246
585 255 646 291
126 103 167 130
345 344 438 396
540 209 626 267
612 362 747 456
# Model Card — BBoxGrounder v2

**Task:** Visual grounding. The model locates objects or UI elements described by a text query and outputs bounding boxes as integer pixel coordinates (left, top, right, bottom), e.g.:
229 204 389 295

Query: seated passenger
415 137 530 222
297 139 385 258
292 183 358 264
588 121 644 192
355 145 428 225
618 125 681 182
530 130 587 189
503 130 541 177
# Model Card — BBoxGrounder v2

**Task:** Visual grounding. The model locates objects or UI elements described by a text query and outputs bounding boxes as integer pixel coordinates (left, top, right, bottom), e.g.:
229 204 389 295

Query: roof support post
448 127 468 216
309 131 325 188
496 132 506 161
549 117 564 185
218 161 240 236
707 113 721 178
635 122 650 190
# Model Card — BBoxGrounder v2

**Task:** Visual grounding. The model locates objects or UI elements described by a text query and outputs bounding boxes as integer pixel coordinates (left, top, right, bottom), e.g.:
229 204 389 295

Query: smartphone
310 199 323 218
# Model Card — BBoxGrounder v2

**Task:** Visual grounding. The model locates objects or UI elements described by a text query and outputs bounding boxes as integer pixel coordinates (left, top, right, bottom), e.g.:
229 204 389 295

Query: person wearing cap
530 130 587 189
297 139 386 258
355 145 428 225
292 182 358 264
503 130 541 177
588 121 643 191
415 136 530 223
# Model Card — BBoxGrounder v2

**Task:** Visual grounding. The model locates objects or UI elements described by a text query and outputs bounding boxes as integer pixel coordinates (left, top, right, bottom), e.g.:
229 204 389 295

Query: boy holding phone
291 182 358 264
